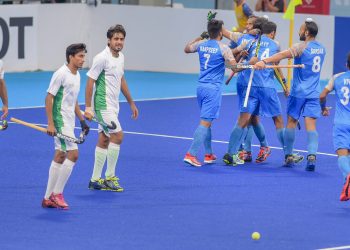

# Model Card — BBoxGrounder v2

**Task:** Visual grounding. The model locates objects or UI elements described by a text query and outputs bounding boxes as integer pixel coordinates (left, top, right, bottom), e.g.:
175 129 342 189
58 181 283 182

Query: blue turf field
0 71 349 250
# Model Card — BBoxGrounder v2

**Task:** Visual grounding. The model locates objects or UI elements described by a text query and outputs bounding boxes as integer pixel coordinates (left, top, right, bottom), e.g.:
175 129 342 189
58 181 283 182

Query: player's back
236 34 257 85
333 71 350 125
197 40 227 87
291 40 326 98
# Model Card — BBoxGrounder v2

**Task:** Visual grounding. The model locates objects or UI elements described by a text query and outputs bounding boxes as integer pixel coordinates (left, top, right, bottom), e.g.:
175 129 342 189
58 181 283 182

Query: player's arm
121 76 138 119
45 93 55 136
184 37 203 54
0 78 8 119
254 49 292 69
75 101 89 134
320 77 334 116
85 77 95 120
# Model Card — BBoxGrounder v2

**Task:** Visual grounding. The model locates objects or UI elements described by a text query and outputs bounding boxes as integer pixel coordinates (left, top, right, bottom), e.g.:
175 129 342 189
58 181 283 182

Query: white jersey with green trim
0 60 4 79
87 46 124 112
47 64 80 128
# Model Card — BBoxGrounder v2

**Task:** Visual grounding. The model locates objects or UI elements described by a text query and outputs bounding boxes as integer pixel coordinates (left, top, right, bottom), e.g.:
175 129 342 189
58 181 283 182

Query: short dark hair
107 24 126 39
207 19 224 39
66 43 87 63
347 52 350 68
305 20 318 37
253 17 268 31
262 21 277 35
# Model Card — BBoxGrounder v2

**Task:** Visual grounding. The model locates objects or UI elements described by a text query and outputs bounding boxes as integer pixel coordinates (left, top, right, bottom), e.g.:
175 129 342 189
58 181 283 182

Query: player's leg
42 149 65 209
284 96 304 167
185 86 219 167
333 124 350 201
303 98 321 171
239 125 253 162
203 123 217 164
104 130 123 192
251 115 271 163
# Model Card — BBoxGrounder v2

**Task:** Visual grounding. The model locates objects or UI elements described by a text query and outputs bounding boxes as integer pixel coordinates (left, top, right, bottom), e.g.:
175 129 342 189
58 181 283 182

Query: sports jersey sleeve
47 71 64 96
289 42 306 58
219 43 235 65
242 3 253 17
187 40 205 53
87 55 106 80
326 73 344 92
0 60 4 79
229 32 243 43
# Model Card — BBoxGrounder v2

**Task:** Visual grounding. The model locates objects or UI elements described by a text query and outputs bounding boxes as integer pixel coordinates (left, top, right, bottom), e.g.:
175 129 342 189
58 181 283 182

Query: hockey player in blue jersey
183 19 238 167
320 52 350 201
254 18 326 171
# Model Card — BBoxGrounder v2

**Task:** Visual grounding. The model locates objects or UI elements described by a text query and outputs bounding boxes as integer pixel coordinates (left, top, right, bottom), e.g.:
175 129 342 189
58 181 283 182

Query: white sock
105 143 120 179
91 146 107 181
53 159 75 194
44 161 62 199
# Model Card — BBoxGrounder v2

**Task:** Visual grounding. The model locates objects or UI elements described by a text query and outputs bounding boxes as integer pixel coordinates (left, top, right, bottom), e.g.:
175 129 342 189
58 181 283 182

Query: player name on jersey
311 48 325 54
199 46 218 53
344 78 350 85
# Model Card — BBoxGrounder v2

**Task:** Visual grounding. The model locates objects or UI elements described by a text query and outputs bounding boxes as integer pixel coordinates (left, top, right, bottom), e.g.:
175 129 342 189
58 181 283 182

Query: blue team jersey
326 71 350 125
289 41 326 98
236 34 257 86
245 35 280 88
189 40 234 87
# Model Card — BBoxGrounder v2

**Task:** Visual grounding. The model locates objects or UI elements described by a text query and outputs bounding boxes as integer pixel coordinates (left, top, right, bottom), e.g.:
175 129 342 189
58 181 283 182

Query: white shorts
54 125 78 152
95 109 122 136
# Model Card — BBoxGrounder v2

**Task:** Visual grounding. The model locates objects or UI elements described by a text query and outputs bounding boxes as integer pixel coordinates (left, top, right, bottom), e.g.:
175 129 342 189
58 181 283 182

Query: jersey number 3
341 86 350 106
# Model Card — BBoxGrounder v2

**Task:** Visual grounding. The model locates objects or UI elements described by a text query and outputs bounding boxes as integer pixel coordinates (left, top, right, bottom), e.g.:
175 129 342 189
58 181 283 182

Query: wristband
320 100 326 109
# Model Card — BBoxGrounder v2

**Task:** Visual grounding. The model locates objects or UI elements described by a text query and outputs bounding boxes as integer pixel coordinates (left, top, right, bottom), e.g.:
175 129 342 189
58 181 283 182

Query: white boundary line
316 246 350 250
8 93 238 110
8 122 337 157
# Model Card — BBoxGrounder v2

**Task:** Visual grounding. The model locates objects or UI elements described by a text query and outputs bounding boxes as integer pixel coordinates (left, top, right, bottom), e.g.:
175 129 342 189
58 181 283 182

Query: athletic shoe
305 154 316 171
204 154 217 164
104 176 124 192
49 193 69 210
255 146 271 163
41 198 58 208
292 152 304 164
223 153 244 166
88 178 108 190
184 153 202 167
238 150 252 162
284 154 294 167
340 174 350 201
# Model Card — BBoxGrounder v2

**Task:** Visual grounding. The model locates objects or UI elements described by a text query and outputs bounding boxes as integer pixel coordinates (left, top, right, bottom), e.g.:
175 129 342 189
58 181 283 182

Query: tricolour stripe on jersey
94 70 107 110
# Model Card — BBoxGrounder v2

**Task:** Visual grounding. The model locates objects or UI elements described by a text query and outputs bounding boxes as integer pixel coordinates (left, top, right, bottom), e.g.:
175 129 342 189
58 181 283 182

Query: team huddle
183 14 350 202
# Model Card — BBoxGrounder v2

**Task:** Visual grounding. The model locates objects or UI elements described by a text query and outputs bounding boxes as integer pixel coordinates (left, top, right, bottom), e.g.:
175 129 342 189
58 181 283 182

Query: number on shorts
204 54 210 69
341 86 350 106
312 56 321 73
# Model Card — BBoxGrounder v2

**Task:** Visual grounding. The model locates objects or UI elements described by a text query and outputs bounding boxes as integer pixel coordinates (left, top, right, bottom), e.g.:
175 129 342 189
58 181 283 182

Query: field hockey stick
273 67 288 93
81 111 117 130
225 35 259 85
243 34 262 108
0 119 8 130
10 117 86 144
235 64 304 69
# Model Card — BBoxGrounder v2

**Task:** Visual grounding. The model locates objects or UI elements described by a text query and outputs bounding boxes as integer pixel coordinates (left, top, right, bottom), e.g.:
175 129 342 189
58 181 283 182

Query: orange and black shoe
340 174 350 202
49 193 69 210
204 154 217 164
184 153 202 167
238 150 252 162
255 146 271 163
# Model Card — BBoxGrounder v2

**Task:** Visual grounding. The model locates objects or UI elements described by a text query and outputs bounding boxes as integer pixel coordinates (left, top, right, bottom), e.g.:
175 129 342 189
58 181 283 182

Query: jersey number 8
312 56 321 73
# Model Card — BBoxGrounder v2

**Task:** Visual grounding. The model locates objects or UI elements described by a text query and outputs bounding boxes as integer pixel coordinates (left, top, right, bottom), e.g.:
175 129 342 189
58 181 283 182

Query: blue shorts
287 96 321 120
197 85 222 120
239 86 281 117
333 124 350 151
